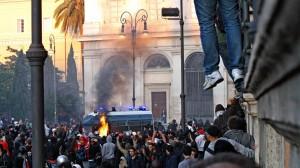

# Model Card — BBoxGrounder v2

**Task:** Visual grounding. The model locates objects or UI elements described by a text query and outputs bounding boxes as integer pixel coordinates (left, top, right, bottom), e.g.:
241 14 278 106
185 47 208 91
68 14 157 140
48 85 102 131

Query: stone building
0 0 82 82
80 0 237 122
244 0 300 167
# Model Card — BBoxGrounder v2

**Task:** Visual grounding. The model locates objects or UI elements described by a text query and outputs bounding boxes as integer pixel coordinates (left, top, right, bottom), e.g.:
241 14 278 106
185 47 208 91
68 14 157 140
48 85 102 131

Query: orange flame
98 114 109 137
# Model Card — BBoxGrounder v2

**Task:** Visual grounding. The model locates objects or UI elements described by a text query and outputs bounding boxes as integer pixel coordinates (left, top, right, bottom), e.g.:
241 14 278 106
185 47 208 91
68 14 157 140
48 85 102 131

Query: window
145 54 170 69
17 19 24 32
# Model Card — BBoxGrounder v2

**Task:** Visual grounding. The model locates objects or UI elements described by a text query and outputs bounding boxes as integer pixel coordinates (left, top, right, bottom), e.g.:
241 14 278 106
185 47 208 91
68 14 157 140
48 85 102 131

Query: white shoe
234 91 243 99
232 68 244 83
203 70 224 90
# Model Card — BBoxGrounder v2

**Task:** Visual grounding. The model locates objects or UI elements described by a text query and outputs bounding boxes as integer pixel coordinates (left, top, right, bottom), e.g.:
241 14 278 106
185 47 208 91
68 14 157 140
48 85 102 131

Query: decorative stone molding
245 0 300 98
245 0 300 146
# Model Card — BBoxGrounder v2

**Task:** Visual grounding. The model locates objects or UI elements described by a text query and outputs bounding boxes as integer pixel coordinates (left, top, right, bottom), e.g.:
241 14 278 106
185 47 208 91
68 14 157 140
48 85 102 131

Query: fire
98 114 109 137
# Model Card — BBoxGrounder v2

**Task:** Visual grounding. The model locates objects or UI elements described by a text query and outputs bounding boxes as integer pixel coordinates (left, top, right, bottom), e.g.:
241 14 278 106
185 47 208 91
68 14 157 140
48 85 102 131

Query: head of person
214 104 225 119
106 135 112 143
191 147 198 159
57 155 71 168
227 116 246 131
129 147 137 157
165 145 174 155
215 104 225 113
91 137 98 145
192 153 259 168
205 125 221 142
147 142 155 151
183 145 192 159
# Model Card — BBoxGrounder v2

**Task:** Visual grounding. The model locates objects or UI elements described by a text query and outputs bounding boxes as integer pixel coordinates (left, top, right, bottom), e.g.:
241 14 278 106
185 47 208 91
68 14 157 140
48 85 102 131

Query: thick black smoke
95 55 132 109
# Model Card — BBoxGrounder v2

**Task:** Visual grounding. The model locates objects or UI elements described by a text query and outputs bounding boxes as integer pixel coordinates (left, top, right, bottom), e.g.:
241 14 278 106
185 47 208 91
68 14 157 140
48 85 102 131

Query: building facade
0 0 82 85
81 0 236 122
245 0 300 167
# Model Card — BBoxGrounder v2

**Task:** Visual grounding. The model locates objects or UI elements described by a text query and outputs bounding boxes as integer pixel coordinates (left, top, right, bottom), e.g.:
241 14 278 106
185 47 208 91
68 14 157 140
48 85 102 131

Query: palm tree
53 0 84 35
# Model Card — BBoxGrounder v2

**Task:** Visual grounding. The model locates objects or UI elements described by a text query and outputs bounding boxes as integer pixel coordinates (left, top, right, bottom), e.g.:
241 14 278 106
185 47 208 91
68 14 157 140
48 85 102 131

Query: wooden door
151 92 167 123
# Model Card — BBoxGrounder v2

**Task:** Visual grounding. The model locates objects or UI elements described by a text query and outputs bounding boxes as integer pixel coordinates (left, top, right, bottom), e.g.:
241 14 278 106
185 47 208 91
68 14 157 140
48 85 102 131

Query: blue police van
82 110 153 132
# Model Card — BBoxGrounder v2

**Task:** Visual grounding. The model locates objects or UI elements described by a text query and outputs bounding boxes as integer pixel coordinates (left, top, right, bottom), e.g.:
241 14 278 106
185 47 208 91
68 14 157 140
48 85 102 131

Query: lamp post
120 9 148 109
26 0 47 167
49 34 57 123
161 0 185 129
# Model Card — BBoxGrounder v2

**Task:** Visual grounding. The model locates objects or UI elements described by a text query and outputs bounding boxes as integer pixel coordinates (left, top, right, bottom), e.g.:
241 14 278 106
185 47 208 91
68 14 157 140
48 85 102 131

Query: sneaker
231 68 244 83
234 91 243 100
203 70 224 90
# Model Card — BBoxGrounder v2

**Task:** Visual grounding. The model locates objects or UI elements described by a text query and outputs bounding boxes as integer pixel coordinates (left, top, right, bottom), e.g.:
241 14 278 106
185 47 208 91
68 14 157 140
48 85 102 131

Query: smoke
94 34 153 111
95 55 132 110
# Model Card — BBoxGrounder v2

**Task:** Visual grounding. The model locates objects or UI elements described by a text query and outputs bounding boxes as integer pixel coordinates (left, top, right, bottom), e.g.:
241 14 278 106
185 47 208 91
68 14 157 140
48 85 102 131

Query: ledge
245 0 300 99
245 0 300 145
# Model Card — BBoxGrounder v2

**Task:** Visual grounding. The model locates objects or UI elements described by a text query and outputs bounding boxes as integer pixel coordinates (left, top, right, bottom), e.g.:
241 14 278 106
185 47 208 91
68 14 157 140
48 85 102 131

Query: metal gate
185 52 213 121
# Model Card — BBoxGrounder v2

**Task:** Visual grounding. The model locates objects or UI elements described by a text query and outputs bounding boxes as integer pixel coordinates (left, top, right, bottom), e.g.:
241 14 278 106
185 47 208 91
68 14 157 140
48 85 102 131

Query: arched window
144 54 170 69
185 52 213 121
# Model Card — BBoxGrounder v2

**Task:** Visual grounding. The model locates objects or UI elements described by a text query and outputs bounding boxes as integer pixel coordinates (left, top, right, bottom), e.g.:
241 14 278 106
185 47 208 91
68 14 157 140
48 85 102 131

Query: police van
83 110 153 132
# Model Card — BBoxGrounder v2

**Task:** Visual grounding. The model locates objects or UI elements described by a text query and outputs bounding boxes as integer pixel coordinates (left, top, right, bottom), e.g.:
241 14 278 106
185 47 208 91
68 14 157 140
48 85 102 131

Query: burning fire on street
98 114 109 137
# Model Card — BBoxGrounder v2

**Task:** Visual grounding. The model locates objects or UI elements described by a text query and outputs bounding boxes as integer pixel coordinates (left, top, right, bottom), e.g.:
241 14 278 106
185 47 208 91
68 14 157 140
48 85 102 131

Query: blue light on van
128 106 133 111
138 106 147 111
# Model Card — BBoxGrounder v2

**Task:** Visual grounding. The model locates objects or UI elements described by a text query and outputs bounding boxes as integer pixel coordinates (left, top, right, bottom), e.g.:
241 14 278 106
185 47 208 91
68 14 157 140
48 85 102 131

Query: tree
56 44 82 121
53 0 85 36
8 50 31 119
44 56 55 121
66 44 79 91
0 55 16 116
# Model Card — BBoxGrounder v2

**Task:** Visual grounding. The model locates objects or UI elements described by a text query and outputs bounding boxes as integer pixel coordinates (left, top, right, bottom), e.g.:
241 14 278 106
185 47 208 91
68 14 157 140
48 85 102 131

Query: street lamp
26 0 48 167
120 9 148 109
49 34 57 123
161 0 185 129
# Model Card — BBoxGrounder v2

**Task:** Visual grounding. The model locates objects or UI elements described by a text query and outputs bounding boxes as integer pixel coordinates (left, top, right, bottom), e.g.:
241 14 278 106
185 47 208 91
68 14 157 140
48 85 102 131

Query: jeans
194 0 242 75
219 39 244 92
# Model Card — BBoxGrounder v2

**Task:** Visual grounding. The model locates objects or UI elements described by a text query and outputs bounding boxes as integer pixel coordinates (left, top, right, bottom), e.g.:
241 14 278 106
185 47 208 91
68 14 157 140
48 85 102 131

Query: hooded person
214 104 225 120
101 135 115 166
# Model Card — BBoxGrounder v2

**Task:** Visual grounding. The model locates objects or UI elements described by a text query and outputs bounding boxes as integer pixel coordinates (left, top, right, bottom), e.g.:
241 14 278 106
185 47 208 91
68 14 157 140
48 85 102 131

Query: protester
178 145 197 168
214 104 225 121
194 0 244 90
203 126 221 159
127 147 145 168
0 98 258 168
0 144 11 167
101 135 115 167
164 145 178 168
223 116 255 149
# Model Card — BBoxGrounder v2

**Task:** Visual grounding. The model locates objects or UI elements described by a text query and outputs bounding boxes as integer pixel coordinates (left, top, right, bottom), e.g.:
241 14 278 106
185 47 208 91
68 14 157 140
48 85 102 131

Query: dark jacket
0 152 12 168
128 155 145 168
165 154 178 168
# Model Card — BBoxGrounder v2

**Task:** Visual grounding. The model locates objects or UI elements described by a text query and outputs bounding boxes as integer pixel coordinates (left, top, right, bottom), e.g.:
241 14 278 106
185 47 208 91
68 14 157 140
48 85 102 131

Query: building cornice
78 30 200 42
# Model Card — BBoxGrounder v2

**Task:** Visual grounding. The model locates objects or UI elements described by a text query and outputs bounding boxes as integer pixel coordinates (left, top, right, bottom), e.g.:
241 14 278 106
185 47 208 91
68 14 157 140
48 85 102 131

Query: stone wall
245 0 300 167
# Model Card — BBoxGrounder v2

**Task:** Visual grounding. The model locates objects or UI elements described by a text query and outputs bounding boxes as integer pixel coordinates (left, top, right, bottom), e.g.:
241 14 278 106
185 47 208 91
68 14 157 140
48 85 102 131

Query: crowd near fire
0 98 258 168
0 0 269 167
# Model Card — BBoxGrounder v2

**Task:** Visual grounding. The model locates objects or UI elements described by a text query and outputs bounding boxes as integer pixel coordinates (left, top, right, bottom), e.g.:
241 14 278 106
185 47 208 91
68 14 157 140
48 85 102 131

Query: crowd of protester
0 98 259 168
